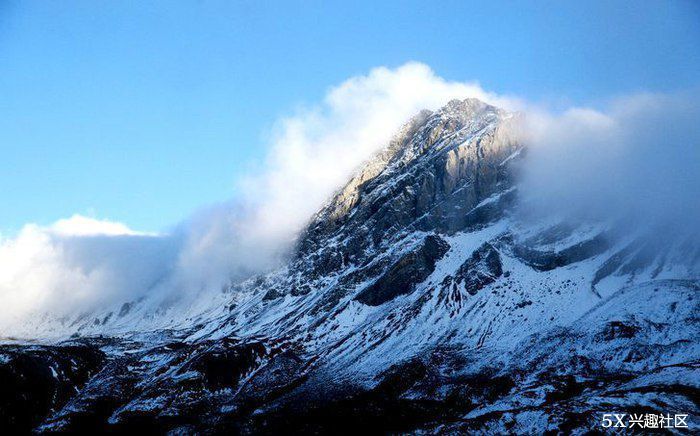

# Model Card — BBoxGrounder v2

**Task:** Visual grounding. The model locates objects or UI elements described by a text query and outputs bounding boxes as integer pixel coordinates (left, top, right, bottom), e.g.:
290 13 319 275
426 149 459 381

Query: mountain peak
297 98 521 267
441 97 499 117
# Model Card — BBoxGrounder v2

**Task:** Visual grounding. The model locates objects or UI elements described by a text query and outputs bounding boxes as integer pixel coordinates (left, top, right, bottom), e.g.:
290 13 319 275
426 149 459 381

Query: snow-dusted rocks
355 234 450 306
2 98 698 433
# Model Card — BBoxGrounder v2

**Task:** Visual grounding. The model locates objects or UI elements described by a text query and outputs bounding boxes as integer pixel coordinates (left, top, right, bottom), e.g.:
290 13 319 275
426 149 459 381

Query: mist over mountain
0 64 698 433
0 63 518 336
521 91 700 231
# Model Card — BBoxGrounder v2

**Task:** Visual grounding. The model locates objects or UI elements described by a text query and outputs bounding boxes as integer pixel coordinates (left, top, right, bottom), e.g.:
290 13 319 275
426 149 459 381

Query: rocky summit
1 98 698 434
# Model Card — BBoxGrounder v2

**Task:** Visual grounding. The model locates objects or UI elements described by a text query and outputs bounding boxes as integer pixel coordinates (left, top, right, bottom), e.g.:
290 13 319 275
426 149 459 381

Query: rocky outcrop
296 99 521 277
355 234 450 306
0 342 105 432
448 242 503 296
511 232 610 271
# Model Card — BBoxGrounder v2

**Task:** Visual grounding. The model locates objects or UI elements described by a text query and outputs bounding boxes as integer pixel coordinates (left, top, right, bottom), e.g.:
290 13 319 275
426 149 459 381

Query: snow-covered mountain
1 98 698 433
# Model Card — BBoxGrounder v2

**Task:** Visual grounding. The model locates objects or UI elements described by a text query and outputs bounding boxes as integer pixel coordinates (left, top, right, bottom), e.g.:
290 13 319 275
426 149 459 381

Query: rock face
441 242 503 302
2 98 699 434
297 99 521 276
0 342 105 432
355 234 450 306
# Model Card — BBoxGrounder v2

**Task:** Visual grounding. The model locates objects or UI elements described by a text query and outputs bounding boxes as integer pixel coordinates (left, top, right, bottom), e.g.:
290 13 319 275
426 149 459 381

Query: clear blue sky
1 0 698 233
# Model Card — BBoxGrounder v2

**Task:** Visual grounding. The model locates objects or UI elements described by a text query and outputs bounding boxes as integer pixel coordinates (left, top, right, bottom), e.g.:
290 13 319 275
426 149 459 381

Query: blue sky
1 0 699 233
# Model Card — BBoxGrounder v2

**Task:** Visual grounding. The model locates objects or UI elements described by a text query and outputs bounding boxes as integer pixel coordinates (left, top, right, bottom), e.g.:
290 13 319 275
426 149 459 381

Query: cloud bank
0 62 697 337
0 216 177 333
0 63 506 336
521 91 700 230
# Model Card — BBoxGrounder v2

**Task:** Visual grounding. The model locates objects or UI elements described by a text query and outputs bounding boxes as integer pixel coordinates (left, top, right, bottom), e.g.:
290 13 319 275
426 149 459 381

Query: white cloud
50 214 149 236
0 216 174 332
520 91 700 229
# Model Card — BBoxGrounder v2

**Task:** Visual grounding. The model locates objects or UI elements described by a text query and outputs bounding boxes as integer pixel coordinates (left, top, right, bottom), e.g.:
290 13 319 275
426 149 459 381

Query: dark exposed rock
455 242 503 295
600 320 641 340
439 242 503 306
355 234 450 305
515 299 533 309
0 343 105 433
240 358 519 435
184 340 267 389
262 288 283 301
243 358 450 435
235 350 307 405
513 232 609 271
38 358 143 433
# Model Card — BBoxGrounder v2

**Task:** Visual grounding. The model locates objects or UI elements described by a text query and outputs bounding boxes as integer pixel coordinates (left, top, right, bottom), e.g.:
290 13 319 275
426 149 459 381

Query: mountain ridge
1 98 698 434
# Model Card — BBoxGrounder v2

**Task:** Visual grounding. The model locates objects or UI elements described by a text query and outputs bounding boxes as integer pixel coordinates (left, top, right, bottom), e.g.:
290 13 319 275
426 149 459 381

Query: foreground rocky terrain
1 98 698 434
